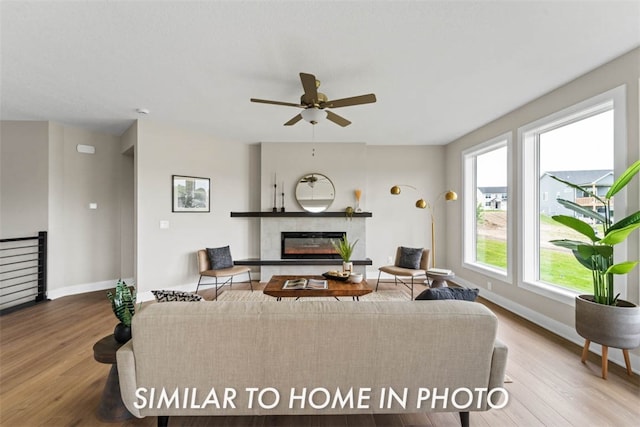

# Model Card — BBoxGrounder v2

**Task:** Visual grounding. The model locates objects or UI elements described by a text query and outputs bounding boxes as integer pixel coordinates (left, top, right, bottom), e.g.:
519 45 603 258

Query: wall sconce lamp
390 185 458 269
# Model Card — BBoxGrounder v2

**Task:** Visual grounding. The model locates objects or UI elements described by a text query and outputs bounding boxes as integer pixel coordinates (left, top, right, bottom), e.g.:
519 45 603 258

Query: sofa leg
459 411 469 427
158 415 169 427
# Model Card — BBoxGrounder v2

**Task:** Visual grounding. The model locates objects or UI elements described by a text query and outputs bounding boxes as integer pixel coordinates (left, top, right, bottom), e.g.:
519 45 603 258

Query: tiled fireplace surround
257 142 369 280
259 216 367 279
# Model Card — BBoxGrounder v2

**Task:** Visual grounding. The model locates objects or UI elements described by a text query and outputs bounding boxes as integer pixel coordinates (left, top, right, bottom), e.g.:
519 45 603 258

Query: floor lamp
390 185 458 269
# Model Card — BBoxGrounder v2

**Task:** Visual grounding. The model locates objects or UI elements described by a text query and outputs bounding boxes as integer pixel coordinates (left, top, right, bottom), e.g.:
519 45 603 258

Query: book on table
427 268 452 275
282 278 328 290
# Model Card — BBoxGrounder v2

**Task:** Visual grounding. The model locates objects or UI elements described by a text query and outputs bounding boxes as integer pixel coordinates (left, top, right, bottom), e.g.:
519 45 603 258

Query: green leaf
548 174 606 205
551 215 598 242
606 159 640 199
606 261 639 275
600 223 640 245
556 199 607 224
572 250 595 270
592 245 613 258
549 239 586 251
608 210 640 234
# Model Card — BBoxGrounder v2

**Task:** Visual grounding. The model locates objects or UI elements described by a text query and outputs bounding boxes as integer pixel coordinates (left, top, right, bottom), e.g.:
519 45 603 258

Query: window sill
519 280 577 307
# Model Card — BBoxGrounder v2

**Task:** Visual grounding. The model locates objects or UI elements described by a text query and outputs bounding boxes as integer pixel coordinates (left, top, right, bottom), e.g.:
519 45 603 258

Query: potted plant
107 279 139 343
332 234 358 273
549 159 640 377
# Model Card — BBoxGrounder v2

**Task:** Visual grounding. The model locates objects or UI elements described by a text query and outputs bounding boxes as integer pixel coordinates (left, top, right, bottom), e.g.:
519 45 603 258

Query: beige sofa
117 300 508 427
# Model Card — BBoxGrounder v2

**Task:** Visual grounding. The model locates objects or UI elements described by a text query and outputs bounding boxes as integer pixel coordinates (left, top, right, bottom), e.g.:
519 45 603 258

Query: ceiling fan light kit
300 108 327 125
251 72 376 127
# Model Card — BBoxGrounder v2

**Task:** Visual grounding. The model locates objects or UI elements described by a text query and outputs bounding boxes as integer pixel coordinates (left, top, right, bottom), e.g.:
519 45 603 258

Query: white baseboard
47 277 135 300
452 277 640 375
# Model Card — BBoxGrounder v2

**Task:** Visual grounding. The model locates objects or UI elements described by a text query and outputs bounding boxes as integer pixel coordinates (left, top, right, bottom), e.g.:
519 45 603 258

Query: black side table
93 334 134 422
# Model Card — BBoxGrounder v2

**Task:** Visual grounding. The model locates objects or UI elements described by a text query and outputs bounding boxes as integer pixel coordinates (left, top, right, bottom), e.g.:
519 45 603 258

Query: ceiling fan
250 72 376 127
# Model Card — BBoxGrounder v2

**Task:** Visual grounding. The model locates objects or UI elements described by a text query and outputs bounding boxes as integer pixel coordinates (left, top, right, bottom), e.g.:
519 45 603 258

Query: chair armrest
116 340 142 418
488 338 509 391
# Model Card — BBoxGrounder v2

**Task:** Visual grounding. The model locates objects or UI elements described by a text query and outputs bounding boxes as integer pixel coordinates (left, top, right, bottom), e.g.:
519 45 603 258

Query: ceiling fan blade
299 72 319 105
326 111 351 127
284 114 303 126
322 93 377 109
251 98 302 108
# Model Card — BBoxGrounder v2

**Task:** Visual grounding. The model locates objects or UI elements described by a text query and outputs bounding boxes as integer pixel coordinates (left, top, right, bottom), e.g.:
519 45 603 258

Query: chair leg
248 271 253 291
623 349 633 376
375 271 382 292
581 340 590 363
215 277 219 301
196 275 203 294
459 411 469 427
601 345 608 379
410 277 414 300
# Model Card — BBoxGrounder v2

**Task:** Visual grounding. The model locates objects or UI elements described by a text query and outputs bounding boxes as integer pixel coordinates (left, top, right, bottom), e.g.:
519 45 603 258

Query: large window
520 86 626 302
463 134 510 278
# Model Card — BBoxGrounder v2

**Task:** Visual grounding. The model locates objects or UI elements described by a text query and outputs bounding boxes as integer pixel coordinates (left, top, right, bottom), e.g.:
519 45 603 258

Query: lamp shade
445 191 458 201
301 108 327 124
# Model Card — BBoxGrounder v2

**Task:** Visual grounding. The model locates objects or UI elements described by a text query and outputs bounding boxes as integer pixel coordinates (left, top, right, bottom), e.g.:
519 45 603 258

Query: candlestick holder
272 183 277 212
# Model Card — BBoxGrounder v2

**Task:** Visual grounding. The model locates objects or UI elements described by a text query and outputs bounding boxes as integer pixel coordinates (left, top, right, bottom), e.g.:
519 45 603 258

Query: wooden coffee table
263 275 372 301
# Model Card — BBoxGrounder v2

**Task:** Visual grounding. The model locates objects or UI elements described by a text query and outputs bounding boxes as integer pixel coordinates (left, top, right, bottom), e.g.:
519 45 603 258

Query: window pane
475 146 508 270
538 110 613 292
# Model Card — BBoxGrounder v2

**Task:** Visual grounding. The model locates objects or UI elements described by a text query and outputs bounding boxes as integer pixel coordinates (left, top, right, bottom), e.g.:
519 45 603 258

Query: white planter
342 261 353 273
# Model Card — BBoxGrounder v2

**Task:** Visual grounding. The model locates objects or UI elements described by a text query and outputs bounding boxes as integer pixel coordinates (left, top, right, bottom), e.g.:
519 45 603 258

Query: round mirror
295 173 335 213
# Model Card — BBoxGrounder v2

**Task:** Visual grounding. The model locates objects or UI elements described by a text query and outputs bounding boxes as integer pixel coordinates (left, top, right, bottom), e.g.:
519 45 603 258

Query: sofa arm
488 338 509 392
116 340 142 418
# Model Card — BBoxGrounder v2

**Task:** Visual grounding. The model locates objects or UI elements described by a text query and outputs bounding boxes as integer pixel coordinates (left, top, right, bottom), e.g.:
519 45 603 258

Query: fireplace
281 232 345 259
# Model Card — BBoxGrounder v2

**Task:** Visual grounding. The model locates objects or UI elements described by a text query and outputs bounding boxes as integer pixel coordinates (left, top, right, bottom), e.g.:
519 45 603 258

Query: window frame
462 132 513 282
517 85 628 305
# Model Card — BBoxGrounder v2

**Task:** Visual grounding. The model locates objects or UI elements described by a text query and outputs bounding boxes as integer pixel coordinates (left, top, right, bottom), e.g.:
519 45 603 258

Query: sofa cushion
415 287 479 301
152 290 204 302
206 246 233 269
397 246 423 269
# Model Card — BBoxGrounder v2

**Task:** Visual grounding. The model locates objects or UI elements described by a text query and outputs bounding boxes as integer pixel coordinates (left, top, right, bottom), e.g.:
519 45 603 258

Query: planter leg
581 340 590 363
601 346 608 379
623 349 633 376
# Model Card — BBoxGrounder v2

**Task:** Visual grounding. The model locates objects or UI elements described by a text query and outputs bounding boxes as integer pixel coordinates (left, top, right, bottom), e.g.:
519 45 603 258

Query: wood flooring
1 281 638 426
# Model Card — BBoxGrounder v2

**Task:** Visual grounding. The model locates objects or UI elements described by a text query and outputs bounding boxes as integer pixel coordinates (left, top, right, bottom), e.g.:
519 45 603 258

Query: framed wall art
172 175 210 212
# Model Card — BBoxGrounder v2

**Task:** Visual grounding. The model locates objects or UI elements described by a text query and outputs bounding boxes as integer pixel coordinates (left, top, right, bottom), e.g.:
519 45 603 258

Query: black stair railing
0 231 48 315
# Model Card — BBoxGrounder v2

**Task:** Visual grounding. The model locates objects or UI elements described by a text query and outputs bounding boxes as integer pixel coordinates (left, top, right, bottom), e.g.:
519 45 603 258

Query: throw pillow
415 287 480 301
152 290 204 302
206 246 234 269
397 246 423 269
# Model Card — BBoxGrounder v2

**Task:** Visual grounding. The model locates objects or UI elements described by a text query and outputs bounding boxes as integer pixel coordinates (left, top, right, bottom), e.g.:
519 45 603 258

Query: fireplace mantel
231 211 372 218
234 258 372 266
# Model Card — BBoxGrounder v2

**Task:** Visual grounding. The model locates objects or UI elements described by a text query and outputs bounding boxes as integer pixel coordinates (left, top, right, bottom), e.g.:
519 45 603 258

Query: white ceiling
1 1 639 145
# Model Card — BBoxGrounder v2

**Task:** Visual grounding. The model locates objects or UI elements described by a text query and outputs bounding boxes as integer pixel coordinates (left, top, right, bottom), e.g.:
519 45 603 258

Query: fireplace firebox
281 232 345 259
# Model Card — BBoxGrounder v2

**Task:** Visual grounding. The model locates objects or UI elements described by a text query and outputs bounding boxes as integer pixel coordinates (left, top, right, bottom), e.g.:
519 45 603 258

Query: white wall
365 145 447 276
1 120 133 297
135 120 255 294
444 47 640 365
0 121 49 237
134 128 445 291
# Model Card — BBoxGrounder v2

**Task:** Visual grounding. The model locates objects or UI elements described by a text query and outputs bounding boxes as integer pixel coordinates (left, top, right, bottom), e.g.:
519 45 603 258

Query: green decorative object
549 160 640 306
345 206 354 219
331 234 358 263
107 279 138 327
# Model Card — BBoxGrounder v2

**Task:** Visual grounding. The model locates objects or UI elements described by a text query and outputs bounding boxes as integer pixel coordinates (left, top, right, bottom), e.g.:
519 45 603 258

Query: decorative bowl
323 271 350 282
349 273 363 283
